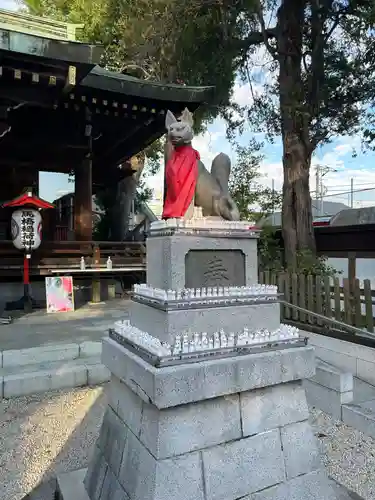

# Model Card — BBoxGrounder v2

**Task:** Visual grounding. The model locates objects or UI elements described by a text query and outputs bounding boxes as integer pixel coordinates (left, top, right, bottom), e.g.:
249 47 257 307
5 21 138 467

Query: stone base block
248 470 344 499
56 469 362 500
146 234 258 290
129 299 280 344
84 341 341 500
56 469 90 500
101 338 315 408
304 379 353 420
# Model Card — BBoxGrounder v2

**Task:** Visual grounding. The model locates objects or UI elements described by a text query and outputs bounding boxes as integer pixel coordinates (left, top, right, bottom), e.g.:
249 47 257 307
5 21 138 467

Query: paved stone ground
0 300 130 351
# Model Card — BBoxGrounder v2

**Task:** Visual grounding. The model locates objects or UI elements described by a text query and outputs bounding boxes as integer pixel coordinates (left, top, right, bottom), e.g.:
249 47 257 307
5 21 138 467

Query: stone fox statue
162 108 240 221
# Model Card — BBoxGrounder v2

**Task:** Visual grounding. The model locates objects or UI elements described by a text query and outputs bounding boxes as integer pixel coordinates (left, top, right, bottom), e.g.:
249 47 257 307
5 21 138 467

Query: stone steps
343 374 375 439
342 399 375 439
0 341 110 400
304 359 354 419
352 376 375 403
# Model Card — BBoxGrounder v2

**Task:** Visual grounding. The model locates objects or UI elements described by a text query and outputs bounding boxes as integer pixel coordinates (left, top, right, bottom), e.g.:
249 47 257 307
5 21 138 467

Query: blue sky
3 0 375 209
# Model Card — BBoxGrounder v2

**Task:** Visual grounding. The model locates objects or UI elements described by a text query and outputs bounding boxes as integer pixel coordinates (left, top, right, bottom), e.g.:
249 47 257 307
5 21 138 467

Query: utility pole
271 178 275 225
315 165 320 217
320 175 324 215
314 164 337 216
350 178 354 208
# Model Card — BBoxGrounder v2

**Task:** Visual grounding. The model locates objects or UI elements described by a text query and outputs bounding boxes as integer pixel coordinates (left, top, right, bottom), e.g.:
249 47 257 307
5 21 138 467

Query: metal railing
282 300 375 340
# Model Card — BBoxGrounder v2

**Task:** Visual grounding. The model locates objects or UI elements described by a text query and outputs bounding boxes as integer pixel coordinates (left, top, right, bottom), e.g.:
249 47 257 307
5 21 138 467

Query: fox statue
163 108 240 221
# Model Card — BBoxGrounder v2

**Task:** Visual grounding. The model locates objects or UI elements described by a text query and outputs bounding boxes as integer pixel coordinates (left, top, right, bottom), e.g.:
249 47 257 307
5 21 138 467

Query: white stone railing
133 284 278 302
113 320 300 357
150 217 259 233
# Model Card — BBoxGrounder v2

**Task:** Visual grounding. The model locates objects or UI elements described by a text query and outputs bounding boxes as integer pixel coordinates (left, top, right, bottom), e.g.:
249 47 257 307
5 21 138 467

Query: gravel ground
0 386 106 500
310 407 375 500
1 387 375 500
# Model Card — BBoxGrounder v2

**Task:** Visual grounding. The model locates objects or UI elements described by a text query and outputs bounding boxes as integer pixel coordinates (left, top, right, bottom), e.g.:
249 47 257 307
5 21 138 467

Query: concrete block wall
84 340 341 500
302 331 375 385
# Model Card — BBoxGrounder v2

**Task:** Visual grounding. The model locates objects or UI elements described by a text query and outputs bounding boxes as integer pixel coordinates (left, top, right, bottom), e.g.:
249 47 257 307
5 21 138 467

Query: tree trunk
277 0 316 268
282 140 315 268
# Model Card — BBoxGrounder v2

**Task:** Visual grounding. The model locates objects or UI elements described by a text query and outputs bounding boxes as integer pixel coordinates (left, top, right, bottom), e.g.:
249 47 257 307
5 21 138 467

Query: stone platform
80 219 346 500
75 339 344 500
129 299 280 345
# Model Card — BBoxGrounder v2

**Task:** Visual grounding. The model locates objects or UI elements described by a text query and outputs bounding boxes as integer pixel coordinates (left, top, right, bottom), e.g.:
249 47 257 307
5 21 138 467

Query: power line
323 186 375 199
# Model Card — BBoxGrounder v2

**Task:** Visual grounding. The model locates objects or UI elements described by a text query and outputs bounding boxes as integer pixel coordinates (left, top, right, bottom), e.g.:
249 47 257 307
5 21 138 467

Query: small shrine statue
162 108 240 221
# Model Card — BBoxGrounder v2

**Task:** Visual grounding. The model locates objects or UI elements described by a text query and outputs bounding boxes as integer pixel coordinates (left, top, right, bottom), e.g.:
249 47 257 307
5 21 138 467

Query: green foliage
258 229 340 277
229 139 282 221
21 0 251 128
243 1 374 148
258 225 284 272
291 250 340 278
21 0 375 257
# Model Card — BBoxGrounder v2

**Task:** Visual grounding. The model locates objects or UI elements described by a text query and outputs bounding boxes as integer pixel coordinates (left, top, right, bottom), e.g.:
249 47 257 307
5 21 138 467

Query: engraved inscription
204 256 230 284
185 250 246 288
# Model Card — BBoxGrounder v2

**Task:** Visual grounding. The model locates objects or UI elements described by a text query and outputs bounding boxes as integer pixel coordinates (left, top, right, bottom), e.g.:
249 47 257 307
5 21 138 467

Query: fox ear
180 107 194 127
165 110 177 129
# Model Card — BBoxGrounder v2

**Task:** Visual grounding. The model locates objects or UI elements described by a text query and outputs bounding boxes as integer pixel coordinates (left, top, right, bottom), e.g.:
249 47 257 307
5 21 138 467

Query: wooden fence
259 271 375 333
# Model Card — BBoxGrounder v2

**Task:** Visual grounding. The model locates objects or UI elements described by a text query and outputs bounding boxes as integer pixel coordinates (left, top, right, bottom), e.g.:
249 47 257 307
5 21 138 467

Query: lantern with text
11 209 42 253
2 190 54 311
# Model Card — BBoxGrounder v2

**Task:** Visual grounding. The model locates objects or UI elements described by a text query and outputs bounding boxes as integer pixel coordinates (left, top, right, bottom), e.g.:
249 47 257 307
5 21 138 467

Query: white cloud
232 83 252 107
0 0 18 10
257 158 375 209
145 123 375 212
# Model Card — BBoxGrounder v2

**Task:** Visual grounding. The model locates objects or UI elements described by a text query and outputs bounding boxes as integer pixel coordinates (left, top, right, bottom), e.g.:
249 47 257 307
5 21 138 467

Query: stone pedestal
84 339 340 500
82 218 343 500
129 300 280 345
146 233 257 290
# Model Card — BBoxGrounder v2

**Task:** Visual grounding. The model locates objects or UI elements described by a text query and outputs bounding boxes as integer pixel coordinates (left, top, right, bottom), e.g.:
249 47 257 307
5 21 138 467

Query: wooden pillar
75 108 93 241
74 158 92 241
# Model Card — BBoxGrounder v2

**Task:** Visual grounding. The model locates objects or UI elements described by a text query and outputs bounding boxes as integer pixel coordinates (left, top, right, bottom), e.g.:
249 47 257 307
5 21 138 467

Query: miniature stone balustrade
133 283 278 303
149 217 258 233
113 320 300 357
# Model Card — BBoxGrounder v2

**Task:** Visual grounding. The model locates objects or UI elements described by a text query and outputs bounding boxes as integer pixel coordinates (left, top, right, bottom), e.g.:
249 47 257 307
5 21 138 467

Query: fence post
333 277 341 321
323 276 331 319
353 278 362 327
264 269 270 285
307 275 314 324
277 273 285 322
259 271 264 285
348 253 356 290
284 272 291 320
291 273 299 321
315 275 323 326
363 279 374 333
343 278 352 325
299 274 306 323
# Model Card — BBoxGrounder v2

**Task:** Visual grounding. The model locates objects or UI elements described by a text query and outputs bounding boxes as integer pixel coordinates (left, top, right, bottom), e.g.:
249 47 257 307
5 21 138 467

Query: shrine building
0 8 212 293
